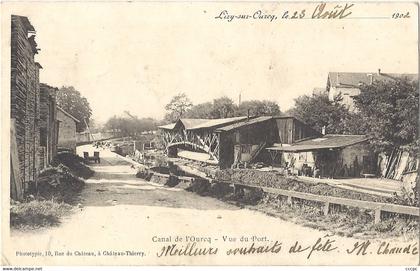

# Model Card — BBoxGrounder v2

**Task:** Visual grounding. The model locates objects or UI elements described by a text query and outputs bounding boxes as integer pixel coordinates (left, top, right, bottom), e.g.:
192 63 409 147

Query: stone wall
57 108 78 152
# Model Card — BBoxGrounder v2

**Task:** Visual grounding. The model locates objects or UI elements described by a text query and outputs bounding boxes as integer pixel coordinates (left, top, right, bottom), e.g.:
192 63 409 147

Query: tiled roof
266 134 368 152
328 72 418 88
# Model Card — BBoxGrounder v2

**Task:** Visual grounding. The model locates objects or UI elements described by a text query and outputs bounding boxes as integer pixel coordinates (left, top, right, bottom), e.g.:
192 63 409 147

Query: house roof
328 72 418 88
266 134 368 152
216 116 273 132
57 106 80 123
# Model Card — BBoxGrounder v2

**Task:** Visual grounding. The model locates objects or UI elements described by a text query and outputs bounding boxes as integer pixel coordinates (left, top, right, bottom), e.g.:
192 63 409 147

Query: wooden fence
224 181 419 224
147 170 419 224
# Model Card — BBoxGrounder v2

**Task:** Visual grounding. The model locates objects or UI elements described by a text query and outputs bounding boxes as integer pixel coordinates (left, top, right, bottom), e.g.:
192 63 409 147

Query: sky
3 1 418 123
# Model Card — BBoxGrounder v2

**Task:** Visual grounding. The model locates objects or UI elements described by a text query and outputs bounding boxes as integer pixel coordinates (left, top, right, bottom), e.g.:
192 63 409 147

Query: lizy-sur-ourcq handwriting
214 3 355 22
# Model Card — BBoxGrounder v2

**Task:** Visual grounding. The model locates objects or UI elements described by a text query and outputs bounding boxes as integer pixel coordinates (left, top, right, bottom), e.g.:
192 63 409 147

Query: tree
290 93 354 134
164 93 193 122
104 113 157 137
211 97 236 118
353 79 419 153
236 100 281 117
56 86 92 132
184 102 213 119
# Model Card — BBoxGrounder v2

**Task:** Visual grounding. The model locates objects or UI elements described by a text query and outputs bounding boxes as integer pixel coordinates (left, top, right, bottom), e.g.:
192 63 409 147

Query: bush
32 164 85 204
51 152 93 179
186 179 211 195
389 186 419 206
10 199 73 230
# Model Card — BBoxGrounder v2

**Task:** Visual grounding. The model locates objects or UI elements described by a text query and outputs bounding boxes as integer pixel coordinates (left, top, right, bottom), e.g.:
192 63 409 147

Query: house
326 70 418 111
10 15 42 199
159 116 320 169
57 107 80 152
39 83 59 169
266 134 375 178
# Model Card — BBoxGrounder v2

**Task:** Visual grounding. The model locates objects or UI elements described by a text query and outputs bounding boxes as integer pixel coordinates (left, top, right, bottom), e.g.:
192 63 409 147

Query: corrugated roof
157 117 248 130
266 134 368 152
216 116 273 132
188 116 247 130
179 119 212 129
158 123 176 130
328 72 418 88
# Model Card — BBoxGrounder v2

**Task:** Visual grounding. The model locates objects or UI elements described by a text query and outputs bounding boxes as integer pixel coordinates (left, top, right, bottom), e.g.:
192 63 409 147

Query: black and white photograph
1 1 419 267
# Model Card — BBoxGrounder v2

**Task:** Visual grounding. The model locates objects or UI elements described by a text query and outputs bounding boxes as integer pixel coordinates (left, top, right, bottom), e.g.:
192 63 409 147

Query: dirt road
6 145 418 266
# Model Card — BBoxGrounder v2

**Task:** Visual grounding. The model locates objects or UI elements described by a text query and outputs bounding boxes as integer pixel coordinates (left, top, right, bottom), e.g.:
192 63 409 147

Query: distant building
10 15 41 198
57 107 80 152
326 70 418 111
39 83 59 169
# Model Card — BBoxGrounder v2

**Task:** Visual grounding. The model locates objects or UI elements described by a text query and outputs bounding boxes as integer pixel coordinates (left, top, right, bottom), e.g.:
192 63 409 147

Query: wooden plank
323 202 330 215
10 119 24 201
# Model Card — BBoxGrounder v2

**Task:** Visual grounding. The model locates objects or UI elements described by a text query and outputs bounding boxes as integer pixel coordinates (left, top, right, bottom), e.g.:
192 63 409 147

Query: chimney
378 68 381 75
321 126 326 135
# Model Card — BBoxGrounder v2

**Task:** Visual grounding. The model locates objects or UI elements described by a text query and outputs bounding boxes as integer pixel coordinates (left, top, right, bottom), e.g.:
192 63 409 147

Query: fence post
323 202 330 215
287 195 293 205
374 208 382 224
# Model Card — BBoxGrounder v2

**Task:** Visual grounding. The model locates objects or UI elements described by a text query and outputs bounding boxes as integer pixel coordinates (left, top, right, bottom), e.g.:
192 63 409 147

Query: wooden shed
159 116 321 169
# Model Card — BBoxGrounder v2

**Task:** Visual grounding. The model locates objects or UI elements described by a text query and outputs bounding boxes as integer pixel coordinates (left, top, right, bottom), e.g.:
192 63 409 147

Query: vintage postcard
1 0 419 267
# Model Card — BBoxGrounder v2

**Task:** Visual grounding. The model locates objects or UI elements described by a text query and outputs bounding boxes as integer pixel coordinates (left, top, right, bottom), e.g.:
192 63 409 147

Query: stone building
10 15 41 198
326 70 418 111
57 107 80 152
39 83 59 169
